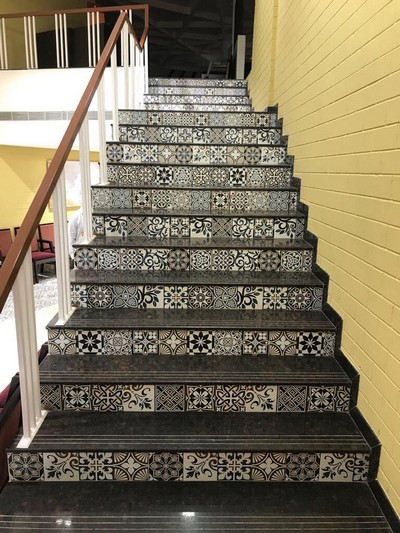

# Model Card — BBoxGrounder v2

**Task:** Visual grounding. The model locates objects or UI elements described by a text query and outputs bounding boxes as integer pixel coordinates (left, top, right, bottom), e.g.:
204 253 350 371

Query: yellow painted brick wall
249 0 400 515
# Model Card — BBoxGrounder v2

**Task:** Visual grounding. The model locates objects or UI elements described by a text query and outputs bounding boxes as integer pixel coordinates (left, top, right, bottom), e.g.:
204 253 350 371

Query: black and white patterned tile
144 94 251 106
9 449 369 482
41 383 349 413
149 78 247 88
144 103 252 112
148 86 248 96
107 165 291 188
105 143 287 166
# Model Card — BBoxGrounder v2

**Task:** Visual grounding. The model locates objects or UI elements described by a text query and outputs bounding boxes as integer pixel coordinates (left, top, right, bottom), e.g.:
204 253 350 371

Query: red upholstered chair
0 228 13 266
14 227 56 283
38 223 55 253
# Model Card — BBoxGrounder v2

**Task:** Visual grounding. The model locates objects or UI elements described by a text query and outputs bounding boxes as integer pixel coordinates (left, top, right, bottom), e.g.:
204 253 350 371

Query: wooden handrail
0 11 145 313
0 4 149 51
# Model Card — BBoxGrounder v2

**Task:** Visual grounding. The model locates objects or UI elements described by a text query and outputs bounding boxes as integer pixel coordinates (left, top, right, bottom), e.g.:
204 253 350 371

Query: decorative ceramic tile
152 190 172 209
263 286 288 310
308 386 336 412
164 286 188 309
43 452 80 482
251 452 287 481
120 248 145 270
212 286 239 309
8 452 44 482
112 452 149 481
170 217 190 238
98 249 120 270
48 329 76 355
258 250 281 271
188 286 213 309
277 385 307 412
238 286 264 309
77 330 103 354
353 453 370 481
92 384 124 411
159 330 188 355
79 452 114 481
190 249 212 270
190 217 212 238
71 284 88 308
322 332 336 356
230 191 250 211
92 215 105 235
147 216 169 238
268 331 297 356
188 330 214 355
335 385 351 412
191 190 211 211
215 385 246 411
127 216 147 236
231 218 253 238
155 385 185 411
63 385 92 410
297 332 324 356
184 453 218 481
214 330 242 356
143 249 169 270
212 191 229 210
149 452 183 481
132 330 158 354
319 453 354 482
242 331 269 355
245 385 278 412
254 218 274 238
212 249 236 270
274 218 297 239
74 248 97 270
186 385 215 411
280 251 302 272
122 385 155 412
286 452 320 481
40 384 62 410
87 284 113 308
218 453 252 480
166 249 190 270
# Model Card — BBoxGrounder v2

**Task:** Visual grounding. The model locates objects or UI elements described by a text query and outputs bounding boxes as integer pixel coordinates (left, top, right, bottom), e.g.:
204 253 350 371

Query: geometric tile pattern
119 110 278 128
92 189 298 214
143 103 252 111
144 94 251 105
105 143 287 166
8 451 369 483
74 247 313 273
40 384 350 413
71 283 323 311
119 125 283 145
107 165 292 188
149 78 247 87
47 328 336 356
147 86 248 95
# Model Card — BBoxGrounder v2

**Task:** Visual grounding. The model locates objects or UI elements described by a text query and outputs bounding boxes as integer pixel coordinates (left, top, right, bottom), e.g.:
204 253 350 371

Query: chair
38 223 55 253
14 227 56 283
0 228 13 267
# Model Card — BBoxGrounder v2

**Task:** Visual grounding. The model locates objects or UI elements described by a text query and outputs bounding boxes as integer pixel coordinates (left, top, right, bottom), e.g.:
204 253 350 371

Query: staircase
0 78 395 532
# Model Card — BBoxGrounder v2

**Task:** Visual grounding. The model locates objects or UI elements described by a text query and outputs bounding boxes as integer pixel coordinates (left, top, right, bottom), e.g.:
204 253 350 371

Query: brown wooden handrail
0 10 146 313
0 4 149 50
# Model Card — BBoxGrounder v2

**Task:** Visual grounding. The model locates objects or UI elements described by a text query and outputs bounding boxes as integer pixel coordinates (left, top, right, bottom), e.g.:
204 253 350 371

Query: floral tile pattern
107 165 291 188
144 94 251 105
40 383 349 413
9 450 369 483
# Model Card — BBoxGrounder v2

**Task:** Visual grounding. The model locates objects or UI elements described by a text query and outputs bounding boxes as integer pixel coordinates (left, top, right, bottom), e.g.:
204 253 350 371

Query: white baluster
32 16 38 69
129 11 135 109
111 48 119 141
23 17 30 69
97 78 107 183
87 12 92 67
55 14 60 68
79 116 93 242
63 14 68 68
144 36 148 94
236 34 246 80
13 252 45 446
123 20 129 108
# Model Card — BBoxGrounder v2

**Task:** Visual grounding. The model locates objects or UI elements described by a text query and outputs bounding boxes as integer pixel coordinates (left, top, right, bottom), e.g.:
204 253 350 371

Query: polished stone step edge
143 95 251 105
107 164 293 188
118 125 285 145
105 142 290 166
148 86 248 96
143 104 252 111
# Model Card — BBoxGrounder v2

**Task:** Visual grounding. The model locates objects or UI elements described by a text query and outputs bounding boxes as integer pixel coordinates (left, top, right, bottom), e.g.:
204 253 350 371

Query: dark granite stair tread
92 207 304 218
0 483 392 532
107 161 292 168
39 353 349 384
84 235 312 249
70 269 322 286
23 411 368 452
108 141 284 149
51 308 335 330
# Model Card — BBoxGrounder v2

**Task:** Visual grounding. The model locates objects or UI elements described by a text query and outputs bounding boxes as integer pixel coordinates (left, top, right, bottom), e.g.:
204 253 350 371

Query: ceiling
96 0 254 78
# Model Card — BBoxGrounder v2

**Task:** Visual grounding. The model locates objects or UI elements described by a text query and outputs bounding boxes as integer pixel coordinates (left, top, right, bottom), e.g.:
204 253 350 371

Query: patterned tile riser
149 78 247 88
148 87 248 96
144 104 252 112
106 143 288 166
71 284 323 311
73 247 313 273
47 329 335 356
107 165 292 189
118 126 284 145
92 190 298 214
118 111 277 127
41 383 350 413
144 95 251 105
8 451 369 482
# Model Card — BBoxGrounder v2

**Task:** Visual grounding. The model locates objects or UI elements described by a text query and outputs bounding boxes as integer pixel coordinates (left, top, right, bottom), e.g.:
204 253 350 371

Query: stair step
91 188 299 213
119 109 278 127
118 125 284 145
73 236 313 273
107 163 292 188
70 269 323 311
47 308 336 357
144 94 251 105
105 142 289 166
148 85 248 96
150 77 247 88
0 482 393 531
40 354 353 413
144 103 252 111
